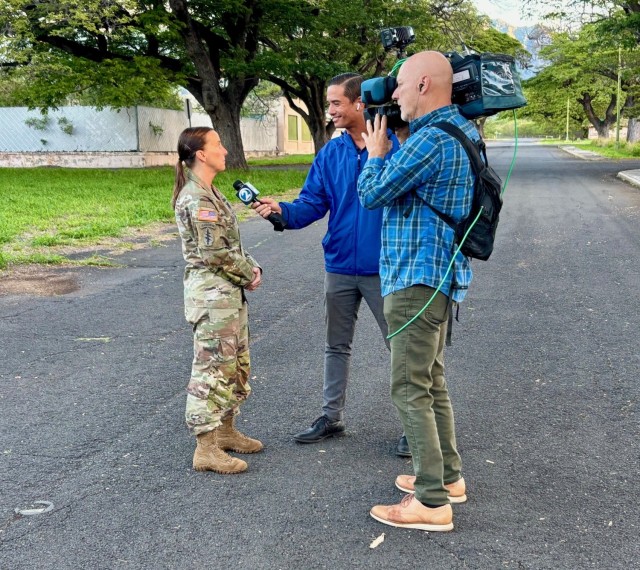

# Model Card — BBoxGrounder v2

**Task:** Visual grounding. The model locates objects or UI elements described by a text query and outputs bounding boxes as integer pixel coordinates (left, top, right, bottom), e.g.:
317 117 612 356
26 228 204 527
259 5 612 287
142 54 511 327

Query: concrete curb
558 146 640 190
617 169 640 188
558 145 605 160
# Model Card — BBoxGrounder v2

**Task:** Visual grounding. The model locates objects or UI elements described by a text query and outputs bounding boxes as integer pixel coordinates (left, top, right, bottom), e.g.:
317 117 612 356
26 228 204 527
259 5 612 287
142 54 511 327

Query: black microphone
233 180 286 232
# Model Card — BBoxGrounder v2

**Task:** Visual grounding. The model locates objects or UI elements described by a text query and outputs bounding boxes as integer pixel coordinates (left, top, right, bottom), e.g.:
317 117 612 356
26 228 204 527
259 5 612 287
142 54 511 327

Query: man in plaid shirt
358 51 480 532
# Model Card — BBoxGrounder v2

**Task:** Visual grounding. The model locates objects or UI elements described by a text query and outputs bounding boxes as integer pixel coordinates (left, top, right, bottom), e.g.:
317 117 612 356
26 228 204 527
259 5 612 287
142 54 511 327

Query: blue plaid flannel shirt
357 105 478 302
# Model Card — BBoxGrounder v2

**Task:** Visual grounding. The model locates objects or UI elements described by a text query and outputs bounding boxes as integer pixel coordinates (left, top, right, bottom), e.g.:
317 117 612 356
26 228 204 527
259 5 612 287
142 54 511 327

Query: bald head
393 51 453 122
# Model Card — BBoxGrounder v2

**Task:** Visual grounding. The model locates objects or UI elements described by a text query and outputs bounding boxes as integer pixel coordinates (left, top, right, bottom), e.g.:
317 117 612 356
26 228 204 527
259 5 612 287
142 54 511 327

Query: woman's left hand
245 267 262 291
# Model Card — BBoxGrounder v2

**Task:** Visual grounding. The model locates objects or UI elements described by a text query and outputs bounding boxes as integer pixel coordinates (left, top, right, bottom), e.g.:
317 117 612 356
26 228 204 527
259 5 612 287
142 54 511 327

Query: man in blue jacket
252 73 407 453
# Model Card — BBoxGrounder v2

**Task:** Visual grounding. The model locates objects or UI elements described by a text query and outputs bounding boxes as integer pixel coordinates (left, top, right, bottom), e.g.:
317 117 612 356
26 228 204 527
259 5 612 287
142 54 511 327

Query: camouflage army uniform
175 171 260 435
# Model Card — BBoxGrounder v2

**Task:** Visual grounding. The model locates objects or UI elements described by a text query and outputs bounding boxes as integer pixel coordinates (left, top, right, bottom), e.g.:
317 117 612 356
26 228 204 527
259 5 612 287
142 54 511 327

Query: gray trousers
322 272 390 421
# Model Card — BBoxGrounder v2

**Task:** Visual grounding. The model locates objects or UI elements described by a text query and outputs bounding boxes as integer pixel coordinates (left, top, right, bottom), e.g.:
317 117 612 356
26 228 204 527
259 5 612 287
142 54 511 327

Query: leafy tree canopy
0 0 283 167
0 0 533 161
521 22 640 137
261 0 530 149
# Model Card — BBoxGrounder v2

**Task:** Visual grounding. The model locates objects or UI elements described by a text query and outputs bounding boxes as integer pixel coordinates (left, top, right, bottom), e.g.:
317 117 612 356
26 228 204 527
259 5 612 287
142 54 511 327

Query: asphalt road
1 144 639 569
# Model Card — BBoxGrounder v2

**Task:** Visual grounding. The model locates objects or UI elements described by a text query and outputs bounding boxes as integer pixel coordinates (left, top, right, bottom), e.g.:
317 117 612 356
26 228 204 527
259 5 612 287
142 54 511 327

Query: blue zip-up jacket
280 130 399 276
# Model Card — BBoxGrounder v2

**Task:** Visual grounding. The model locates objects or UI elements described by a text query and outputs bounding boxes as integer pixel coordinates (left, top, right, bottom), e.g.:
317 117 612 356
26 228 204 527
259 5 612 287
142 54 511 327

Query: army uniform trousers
185 303 251 435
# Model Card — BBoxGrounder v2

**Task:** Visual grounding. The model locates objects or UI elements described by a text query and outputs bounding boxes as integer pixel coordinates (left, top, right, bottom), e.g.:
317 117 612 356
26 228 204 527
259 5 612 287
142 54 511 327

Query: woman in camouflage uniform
173 127 263 474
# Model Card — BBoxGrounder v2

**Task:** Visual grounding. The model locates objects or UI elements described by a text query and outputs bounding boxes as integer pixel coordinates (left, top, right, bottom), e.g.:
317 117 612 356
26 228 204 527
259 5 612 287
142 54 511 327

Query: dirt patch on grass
0 195 300 297
0 266 80 296
0 223 178 296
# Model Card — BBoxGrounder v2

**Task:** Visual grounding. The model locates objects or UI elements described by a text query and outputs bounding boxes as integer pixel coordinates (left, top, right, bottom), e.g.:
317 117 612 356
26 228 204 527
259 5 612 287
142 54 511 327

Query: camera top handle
380 26 415 59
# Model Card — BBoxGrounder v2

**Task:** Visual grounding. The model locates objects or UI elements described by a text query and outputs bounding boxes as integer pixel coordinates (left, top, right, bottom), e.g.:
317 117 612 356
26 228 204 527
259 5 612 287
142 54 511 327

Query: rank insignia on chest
198 208 218 222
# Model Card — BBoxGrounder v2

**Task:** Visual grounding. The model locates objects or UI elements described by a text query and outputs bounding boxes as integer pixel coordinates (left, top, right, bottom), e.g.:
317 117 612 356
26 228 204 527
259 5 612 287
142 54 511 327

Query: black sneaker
396 433 412 457
293 415 345 443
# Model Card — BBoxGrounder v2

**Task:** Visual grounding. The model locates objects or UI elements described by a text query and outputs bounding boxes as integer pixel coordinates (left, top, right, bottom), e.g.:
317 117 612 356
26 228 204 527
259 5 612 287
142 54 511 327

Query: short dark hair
328 73 363 102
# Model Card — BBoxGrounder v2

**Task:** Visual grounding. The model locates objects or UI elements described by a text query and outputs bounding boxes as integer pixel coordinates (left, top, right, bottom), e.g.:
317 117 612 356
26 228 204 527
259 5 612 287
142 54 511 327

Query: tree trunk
301 78 332 154
309 113 331 155
271 74 334 155
190 78 255 170
578 92 616 139
625 95 639 143
169 0 257 169
594 122 611 139
186 79 254 169
627 117 640 143
207 96 248 170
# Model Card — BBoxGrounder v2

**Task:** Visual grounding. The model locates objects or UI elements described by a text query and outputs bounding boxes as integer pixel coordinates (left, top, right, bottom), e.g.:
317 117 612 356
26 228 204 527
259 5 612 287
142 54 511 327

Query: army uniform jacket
175 172 259 318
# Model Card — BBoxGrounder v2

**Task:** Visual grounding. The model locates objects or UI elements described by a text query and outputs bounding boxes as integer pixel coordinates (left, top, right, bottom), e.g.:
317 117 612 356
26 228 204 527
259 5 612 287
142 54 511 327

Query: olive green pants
384 285 462 506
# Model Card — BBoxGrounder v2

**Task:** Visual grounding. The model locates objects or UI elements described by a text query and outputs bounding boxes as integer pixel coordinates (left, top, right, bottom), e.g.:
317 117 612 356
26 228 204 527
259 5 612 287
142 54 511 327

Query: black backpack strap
403 191 456 226
432 121 486 175
417 121 483 230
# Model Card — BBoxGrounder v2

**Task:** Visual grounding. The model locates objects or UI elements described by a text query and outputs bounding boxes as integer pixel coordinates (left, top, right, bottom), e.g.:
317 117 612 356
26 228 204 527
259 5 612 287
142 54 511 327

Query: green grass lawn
0 166 308 269
248 154 314 166
542 138 640 159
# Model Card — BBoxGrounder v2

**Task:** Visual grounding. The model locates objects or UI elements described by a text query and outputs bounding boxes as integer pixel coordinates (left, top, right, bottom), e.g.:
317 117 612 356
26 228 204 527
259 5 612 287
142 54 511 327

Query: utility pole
616 46 622 147
185 98 192 128
566 97 570 141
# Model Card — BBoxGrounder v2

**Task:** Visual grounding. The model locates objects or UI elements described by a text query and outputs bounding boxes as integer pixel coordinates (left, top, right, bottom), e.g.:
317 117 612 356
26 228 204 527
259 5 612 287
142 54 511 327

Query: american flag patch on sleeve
197 208 218 222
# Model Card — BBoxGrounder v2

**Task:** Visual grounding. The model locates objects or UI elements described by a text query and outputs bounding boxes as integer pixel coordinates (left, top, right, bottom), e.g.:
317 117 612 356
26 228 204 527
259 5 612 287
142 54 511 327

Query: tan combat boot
193 429 248 474
217 416 264 454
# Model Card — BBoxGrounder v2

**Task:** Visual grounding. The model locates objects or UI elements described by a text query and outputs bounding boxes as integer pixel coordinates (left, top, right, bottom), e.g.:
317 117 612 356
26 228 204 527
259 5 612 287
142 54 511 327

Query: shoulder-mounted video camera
361 26 527 129
361 27 414 130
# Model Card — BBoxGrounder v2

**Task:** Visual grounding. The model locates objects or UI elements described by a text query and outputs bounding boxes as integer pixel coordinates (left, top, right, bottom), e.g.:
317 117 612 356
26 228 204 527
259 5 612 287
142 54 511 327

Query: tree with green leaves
522 24 639 139
583 5 640 140
519 76 590 137
262 1 530 151
255 0 439 152
0 0 273 168
522 1 640 140
0 0 531 166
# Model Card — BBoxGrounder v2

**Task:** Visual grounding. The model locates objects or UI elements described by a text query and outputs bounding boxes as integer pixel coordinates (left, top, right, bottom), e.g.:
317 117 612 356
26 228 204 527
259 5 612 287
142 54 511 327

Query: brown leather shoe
395 475 467 504
370 494 453 531
217 416 264 454
193 429 248 474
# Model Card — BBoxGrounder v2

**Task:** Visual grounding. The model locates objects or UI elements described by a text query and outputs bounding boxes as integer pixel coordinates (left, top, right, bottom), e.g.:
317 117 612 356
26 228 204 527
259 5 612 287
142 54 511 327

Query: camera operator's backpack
429 121 503 261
